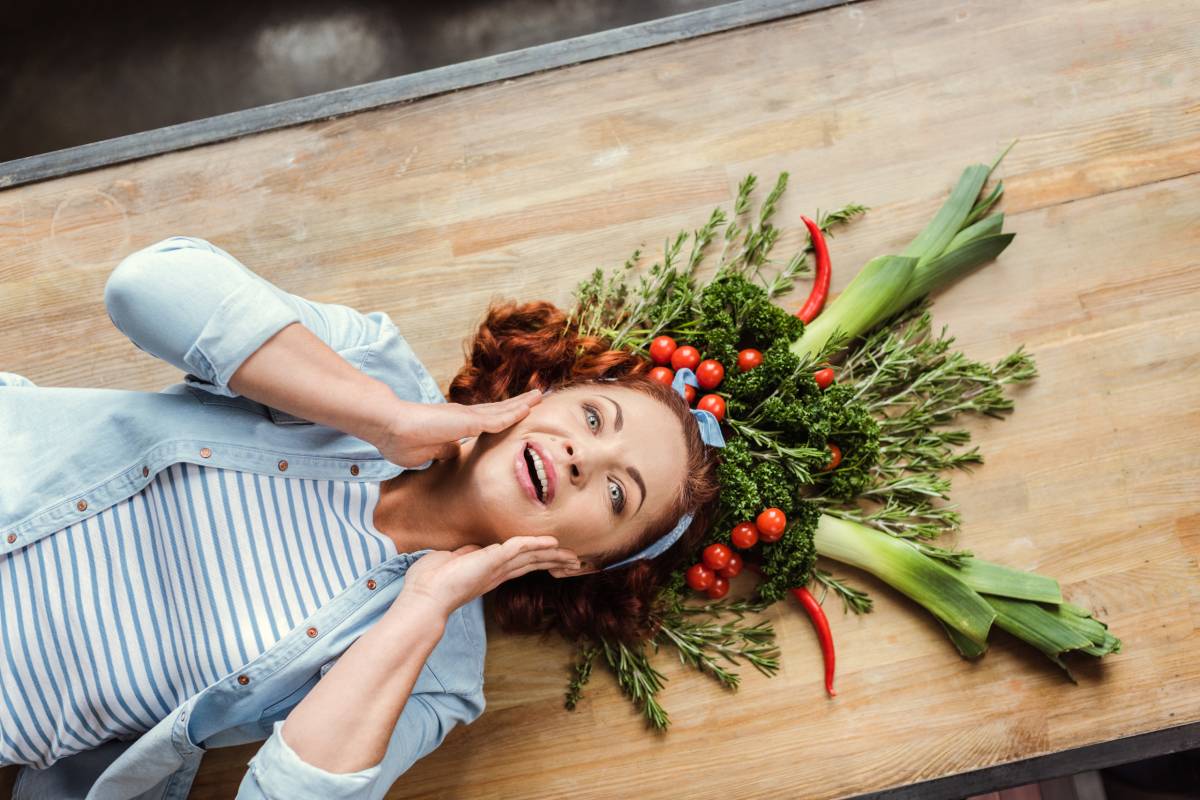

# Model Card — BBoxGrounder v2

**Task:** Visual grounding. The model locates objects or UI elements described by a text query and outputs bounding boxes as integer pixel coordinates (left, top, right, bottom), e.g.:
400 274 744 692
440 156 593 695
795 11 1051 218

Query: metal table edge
843 720 1200 800
0 0 861 190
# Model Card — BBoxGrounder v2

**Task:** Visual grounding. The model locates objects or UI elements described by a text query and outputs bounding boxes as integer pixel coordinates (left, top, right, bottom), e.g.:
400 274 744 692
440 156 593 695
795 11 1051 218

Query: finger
487 390 542 410
475 404 537 434
500 547 579 573
502 535 560 552
504 557 581 581
480 390 543 419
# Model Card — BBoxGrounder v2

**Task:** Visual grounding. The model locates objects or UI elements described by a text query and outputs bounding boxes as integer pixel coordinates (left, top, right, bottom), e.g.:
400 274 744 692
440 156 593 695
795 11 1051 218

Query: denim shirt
0 235 487 799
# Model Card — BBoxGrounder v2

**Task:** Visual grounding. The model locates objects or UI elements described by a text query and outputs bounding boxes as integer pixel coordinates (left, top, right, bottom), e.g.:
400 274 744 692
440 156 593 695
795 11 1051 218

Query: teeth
527 446 549 501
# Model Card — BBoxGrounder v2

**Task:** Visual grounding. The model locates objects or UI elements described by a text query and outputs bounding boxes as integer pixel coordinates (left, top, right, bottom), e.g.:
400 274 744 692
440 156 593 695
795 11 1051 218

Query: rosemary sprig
598 637 672 730
656 612 781 687
565 643 600 711
811 567 874 614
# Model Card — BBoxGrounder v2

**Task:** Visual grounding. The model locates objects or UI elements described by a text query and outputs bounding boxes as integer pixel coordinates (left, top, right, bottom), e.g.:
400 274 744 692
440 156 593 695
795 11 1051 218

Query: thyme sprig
567 171 865 357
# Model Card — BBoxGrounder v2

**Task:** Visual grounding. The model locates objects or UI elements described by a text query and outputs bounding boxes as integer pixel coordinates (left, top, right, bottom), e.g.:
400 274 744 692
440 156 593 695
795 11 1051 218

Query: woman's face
463 383 689 576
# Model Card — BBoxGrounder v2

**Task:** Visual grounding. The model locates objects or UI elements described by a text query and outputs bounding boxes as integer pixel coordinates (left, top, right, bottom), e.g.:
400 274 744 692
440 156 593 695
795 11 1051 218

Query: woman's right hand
373 389 545 468
396 536 580 619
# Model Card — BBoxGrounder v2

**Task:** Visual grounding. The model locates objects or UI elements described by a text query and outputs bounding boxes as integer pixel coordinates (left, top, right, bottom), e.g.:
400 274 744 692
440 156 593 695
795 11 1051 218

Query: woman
0 235 721 799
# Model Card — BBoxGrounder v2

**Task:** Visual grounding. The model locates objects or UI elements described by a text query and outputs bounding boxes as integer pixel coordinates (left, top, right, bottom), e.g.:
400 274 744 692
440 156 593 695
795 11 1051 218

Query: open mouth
523 444 549 503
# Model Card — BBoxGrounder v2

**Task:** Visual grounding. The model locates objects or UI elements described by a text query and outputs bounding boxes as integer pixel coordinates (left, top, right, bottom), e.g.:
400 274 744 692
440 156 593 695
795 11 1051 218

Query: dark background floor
0 0 729 162
0 0 1197 797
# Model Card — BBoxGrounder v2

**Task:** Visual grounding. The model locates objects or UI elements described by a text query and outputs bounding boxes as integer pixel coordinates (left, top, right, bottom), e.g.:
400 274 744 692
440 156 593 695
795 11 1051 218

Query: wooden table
2 0 1197 797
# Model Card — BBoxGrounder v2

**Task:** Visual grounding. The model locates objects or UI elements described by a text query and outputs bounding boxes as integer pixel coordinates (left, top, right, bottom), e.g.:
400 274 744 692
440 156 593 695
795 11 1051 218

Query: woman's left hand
398 536 579 619
372 389 543 468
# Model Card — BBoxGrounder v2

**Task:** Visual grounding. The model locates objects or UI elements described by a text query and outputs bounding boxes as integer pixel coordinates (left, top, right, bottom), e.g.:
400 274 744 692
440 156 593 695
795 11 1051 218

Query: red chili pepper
790 586 837 697
745 562 837 697
795 215 831 324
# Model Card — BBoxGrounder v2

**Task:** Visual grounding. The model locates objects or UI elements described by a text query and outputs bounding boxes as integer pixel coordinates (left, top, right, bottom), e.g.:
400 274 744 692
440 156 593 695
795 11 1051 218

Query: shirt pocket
258 671 324 728
266 406 315 425
185 383 272 419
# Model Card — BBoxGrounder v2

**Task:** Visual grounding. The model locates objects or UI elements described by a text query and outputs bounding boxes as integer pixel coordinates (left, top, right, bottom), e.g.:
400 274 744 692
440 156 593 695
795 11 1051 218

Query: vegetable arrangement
561 145 1122 729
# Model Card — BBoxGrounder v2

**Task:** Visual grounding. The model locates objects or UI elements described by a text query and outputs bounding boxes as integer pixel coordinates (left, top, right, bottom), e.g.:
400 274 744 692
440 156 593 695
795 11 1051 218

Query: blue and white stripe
0 463 396 769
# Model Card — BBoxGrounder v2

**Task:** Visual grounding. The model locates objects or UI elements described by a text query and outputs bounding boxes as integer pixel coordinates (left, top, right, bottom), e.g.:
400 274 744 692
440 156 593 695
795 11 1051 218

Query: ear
548 560 601 579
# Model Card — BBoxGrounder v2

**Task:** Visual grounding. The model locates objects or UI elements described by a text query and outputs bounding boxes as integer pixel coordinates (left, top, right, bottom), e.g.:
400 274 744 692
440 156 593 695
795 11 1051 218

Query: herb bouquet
561 144 1122 730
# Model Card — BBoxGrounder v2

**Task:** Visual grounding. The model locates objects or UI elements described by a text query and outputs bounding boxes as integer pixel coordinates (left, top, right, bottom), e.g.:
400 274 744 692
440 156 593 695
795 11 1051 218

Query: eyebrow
597 393 646 514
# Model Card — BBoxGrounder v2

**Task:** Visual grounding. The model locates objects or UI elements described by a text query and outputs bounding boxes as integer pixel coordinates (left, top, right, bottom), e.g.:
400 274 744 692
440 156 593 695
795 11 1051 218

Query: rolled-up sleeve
236 688 486 800
104 235 383 398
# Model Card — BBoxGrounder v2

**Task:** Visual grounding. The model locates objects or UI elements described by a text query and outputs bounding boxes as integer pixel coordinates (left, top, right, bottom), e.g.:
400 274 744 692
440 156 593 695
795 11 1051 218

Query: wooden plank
1 0 1197 797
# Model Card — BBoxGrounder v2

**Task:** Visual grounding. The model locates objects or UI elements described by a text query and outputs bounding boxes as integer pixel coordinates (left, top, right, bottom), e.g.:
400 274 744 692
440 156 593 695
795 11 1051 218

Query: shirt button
306 627 318 638
200 447 212 458
349 464 360 476
5 534 15 544
366 579 377 590
278 459 288 471
237 674 250 685
76 500 88 511
142 466 149 477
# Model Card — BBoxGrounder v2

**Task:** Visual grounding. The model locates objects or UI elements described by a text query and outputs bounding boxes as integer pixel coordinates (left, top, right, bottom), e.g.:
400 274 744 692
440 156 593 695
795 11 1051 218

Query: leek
790 145 1019 363
815 515 1122 672
812 515 995 644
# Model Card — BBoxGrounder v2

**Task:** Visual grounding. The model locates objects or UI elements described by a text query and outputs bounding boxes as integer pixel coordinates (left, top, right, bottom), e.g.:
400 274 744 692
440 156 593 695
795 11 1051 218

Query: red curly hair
448 299 722 647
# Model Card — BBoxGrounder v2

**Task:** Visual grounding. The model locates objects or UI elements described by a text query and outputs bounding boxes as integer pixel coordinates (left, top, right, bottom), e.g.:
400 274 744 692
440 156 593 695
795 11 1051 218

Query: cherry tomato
737 349 763 372
730 521 759 549
822 442 843 472
705 574 730 600
813 367 835 390
756 507 787 543
683 384 697 405
696 393 725 422
686 563 715 591
695 359 725 389
717 552 743 579
702 543 732 571
649 336 677 366
648 366 675 386
670 345 701 372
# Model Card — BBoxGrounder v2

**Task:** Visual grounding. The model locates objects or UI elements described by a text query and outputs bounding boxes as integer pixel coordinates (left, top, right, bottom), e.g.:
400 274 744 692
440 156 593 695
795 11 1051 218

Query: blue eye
584 403 626 514
609 481 625 513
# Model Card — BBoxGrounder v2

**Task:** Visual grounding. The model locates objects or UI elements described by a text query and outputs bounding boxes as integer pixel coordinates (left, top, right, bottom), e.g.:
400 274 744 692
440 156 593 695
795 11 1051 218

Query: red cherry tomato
737 349 763 372
702 543 732 571
813 368 835 390
822 443 843 472
670 345 701 372
717 552 742 579
686 563 715 591
696 393 725 422
756 507 787 543
695 359 725 389
683 384 697 405
705 574 730 600
730 521 759 549
649 336 677 366
648 366 675 386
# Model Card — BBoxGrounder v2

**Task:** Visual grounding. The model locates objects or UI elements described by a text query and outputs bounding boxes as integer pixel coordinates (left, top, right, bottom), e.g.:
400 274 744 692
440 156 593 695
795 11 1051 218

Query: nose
560 436 615 484
562 440 580 481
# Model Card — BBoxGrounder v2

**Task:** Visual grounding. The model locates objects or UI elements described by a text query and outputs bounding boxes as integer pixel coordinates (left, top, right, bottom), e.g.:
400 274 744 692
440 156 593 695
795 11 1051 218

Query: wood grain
1 0 1197 797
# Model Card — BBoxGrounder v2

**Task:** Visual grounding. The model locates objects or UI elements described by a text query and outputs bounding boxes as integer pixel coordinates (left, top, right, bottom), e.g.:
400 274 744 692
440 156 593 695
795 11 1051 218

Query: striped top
0 462 397 770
